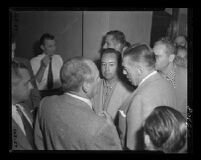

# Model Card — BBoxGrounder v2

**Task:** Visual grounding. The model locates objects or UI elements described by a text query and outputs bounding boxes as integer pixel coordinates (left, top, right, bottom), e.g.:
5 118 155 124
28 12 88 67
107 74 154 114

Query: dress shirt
12 104 32 136
65 92 92 110
30 53 63 90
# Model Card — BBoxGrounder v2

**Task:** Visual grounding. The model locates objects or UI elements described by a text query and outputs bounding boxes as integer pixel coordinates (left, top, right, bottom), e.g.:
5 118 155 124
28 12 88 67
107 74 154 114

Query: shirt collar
65 92 92 110
138 71 157 87
103 79 118 89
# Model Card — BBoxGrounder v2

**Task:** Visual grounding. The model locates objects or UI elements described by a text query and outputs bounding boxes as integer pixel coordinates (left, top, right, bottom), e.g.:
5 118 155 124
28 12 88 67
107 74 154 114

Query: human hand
41 55 51 67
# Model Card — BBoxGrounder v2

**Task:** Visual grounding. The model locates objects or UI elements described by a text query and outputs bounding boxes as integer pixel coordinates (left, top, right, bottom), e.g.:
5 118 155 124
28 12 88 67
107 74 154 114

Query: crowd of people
11 31 188 153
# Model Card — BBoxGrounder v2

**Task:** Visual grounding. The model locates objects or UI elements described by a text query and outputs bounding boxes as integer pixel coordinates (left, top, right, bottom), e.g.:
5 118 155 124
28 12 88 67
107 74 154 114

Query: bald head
60 57 99 93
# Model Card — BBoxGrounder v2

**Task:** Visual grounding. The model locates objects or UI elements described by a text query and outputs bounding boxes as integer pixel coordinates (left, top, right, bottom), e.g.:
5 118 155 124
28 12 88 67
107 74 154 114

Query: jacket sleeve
126 95 144 150
34 108 45 150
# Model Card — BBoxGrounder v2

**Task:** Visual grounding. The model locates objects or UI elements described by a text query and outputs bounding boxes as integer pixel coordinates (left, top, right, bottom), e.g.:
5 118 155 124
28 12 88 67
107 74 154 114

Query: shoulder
30 54 45 64
175 65 187 77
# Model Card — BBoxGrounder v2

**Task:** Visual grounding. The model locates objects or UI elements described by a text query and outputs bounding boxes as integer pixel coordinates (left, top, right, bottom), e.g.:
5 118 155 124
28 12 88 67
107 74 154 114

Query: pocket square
119 110 126 118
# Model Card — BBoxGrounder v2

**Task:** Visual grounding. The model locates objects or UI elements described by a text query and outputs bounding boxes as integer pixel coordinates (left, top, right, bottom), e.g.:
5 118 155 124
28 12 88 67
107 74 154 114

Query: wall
83 11 153 61
14 11 82 61
14 11 153 62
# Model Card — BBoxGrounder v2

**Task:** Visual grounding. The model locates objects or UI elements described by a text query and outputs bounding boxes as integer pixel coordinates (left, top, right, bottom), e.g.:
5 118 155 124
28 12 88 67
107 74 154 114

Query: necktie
16 105 34 148
47 56 53 90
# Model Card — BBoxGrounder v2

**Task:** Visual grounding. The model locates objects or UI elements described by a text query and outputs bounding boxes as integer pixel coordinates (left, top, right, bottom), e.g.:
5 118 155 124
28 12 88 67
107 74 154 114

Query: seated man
92 48 132 121
11 61 35 150
30 33 63 98
34 57 122 150
143 106 187 153
12 39 41 118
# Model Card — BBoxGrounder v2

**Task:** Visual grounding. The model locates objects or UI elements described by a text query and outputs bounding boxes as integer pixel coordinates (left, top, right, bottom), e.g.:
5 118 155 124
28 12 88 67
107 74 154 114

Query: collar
65 92 92 110
138 71 157 87
161 65 176 88
103 79 118 89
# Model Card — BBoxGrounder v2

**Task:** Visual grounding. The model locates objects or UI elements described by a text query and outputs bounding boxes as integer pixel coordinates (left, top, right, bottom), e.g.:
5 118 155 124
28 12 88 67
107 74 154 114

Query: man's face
42 39 56 56
12 68 33 103
103 35 121 52
174 36 187 48
153 44 170 72
122 56 140 86
101 53 118 81
85 61 100 99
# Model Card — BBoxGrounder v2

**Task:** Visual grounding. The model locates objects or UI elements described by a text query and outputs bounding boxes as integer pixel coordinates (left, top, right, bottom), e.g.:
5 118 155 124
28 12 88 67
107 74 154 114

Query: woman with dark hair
143 106 187 153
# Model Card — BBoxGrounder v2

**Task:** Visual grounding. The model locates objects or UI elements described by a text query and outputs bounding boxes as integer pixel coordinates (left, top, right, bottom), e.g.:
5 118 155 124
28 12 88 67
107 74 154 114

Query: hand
41 55 51 67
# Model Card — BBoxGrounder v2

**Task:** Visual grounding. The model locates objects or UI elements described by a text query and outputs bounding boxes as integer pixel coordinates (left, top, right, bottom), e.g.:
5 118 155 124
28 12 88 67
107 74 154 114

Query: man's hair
144 106 187 153
12 60 28 85
123 43 156 68
60 57 94 92
106 30 126 46
101 48 121 64
40 33 55 46
154 37 176 56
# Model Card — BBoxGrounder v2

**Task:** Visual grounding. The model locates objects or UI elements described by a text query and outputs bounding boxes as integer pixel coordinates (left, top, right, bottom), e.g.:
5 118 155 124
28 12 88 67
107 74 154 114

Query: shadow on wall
32 40 42 57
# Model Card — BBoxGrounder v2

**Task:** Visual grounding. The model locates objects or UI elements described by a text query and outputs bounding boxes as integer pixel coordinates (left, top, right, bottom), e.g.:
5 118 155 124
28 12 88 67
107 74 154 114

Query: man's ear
40 45 44 51
82 81 89 94
169 54 175 63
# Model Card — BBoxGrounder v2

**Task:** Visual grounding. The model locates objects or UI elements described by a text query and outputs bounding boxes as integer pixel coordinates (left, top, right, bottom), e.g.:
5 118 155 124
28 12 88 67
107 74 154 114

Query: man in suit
12 40 41 118
34 57 122 150
117 43 177 150
92 48 132 121
11 61 35 150
153 38 187 117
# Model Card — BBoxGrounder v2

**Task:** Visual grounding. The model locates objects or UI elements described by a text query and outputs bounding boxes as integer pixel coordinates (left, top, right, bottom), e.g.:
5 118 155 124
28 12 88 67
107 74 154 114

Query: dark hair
40 33 55 46
101 48 121 65
106 30 126 46
12 60 28 84
60 57 94 92
144 106 187 153
123 43 156 68
154 37 176 56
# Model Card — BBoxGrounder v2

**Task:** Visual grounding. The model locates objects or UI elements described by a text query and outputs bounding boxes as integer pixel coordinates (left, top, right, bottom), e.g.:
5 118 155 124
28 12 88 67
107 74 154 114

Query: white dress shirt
12 104 32 135
65 92 93 110
30 53 63 90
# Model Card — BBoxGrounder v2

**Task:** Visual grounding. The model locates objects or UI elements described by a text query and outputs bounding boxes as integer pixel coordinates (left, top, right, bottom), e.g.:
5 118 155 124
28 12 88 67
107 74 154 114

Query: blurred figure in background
174 35 187 49
153 38 187 117
30 33 63 98
12 37 40 118
174 46 187 68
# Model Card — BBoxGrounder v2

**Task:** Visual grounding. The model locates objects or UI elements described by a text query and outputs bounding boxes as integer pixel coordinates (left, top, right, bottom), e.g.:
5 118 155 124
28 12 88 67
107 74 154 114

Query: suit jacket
13 57 41 114
11 105 35 150
92 79 132 120
34 94 122 150
175 65 187 117
117 72 177 150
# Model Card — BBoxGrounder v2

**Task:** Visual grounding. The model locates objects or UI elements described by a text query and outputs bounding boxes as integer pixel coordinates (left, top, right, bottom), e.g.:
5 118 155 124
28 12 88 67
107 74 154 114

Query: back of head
154 37 176 56
60 57 94 93
106 30 126 46
123 43 156 69
144 106 187 153
40 33 55 46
